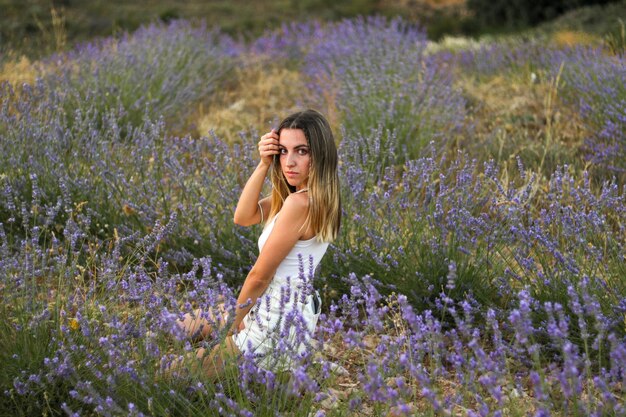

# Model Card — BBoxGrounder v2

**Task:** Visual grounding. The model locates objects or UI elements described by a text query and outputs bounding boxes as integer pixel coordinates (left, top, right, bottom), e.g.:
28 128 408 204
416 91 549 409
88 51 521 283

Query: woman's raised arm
233 129 279 226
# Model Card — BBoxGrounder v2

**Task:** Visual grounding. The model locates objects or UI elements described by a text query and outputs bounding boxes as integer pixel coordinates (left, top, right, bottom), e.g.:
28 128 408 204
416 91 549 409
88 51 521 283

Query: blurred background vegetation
2 0 626 57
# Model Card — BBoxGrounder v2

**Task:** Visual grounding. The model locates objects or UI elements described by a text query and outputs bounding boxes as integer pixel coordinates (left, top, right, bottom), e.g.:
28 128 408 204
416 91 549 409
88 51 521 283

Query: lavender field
1 16 625 416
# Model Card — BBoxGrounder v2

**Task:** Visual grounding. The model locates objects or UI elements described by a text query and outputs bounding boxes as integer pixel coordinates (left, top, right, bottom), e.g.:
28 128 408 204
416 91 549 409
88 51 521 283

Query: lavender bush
1 80 261 280
251 17 466 169
332 136 504 312
0 200 315 415
314 274 626 416
304 17 466 166
248 21 323 63
42 20 235 132
457 40 551 79
550 47 626 174
334 129 625 332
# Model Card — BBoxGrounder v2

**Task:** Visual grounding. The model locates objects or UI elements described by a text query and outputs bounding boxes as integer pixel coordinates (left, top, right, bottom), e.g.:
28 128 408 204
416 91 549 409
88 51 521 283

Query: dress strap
257 201 264 223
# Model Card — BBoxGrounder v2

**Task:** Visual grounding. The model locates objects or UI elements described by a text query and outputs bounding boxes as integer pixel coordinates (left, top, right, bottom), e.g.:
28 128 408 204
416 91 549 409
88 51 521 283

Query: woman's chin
284 176 306 189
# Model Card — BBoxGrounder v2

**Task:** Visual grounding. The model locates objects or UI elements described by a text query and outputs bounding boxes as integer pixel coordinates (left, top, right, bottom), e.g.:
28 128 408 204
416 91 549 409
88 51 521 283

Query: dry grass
458 71 585 176
551 30 602 48
193 62 308 143
0 53 39 86
462 74 547 125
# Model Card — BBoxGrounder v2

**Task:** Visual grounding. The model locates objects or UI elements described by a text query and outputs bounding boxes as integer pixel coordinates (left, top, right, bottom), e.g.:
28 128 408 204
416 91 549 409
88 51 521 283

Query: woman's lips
285 171 298 177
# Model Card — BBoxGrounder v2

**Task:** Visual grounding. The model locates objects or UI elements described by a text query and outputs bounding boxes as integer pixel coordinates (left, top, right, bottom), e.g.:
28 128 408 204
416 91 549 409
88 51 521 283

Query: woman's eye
279 148 308 155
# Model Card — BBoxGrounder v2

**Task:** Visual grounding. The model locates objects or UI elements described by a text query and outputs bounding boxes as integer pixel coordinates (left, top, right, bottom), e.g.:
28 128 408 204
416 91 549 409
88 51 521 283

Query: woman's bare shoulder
278 193 311 238
278 192 309 222
281 193 309 214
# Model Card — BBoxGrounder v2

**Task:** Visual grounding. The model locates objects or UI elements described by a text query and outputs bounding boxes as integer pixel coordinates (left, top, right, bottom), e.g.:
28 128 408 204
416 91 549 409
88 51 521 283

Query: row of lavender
2 213 625 415
1 17 625 415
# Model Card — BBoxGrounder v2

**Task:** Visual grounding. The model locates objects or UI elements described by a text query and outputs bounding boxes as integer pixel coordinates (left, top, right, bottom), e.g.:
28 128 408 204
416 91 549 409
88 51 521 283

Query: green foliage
535 0 626 37
467 0 621 31
1 0 379 58
604 18 626 54
426 9 483 40
0 306 69 415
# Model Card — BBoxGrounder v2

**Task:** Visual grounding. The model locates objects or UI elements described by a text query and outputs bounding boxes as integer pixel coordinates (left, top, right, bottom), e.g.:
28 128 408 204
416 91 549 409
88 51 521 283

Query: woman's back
259 193 329 288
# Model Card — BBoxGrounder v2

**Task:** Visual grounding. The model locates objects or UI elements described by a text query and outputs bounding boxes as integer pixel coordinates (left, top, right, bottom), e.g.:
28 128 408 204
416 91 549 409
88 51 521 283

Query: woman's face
278 128 310 190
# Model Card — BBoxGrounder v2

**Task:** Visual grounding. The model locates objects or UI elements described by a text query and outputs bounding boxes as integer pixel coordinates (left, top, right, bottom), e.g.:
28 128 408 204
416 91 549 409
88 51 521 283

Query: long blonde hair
268 109 341 242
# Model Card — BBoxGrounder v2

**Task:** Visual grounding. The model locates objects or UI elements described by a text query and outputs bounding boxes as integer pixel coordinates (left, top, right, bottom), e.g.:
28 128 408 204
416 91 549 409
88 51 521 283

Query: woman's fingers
258 143 279 154
258 131 280 156
260 144 279 152
259 132 278 144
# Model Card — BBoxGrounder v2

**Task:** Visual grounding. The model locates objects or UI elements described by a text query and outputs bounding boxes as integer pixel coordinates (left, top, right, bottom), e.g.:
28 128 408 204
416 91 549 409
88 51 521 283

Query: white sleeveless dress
232 196 329 370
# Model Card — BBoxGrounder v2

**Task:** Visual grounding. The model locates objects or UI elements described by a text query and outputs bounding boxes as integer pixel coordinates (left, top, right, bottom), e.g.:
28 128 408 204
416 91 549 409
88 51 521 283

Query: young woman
177 109 341 376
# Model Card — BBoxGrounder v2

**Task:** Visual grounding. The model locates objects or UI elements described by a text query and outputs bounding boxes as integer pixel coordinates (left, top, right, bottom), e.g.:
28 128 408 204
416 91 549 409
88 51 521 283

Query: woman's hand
258 129 280 167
